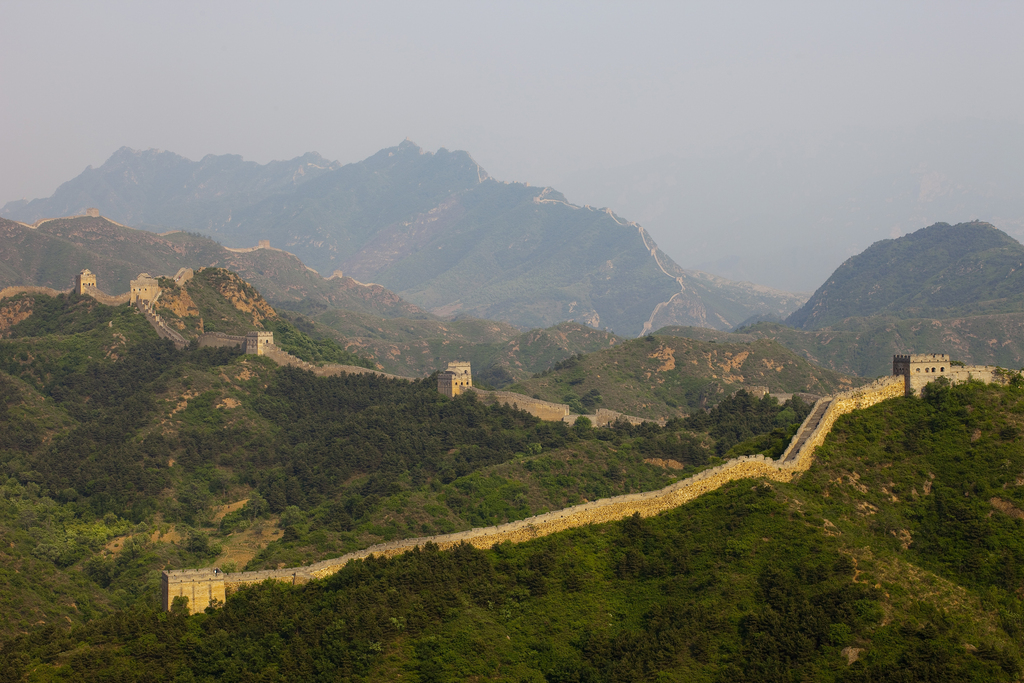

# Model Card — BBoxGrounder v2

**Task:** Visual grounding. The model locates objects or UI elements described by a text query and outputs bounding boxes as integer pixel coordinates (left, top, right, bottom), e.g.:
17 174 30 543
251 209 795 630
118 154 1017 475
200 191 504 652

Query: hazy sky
4 1 1024 290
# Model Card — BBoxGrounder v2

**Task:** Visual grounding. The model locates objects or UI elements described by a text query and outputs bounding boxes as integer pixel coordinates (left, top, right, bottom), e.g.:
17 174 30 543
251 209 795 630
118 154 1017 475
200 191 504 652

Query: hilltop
2 143 805 335
509 334 860 419
786 221 1024 329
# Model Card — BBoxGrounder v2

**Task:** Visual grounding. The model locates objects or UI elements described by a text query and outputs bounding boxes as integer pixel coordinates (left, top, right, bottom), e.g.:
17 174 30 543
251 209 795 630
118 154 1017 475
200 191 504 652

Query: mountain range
2 142 805 336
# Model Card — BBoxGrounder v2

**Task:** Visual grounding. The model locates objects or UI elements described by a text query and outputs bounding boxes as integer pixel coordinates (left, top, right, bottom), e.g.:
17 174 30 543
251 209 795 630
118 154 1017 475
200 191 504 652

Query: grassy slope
510 334 861 419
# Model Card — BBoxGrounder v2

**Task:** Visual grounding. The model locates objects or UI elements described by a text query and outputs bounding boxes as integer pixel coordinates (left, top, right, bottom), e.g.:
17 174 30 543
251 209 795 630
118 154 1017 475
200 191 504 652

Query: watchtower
258 240 270 249
245 330 274 355
130 273 160 304
162 568 226 614
75 269 98 295
438 361 472 397
85 208 100 218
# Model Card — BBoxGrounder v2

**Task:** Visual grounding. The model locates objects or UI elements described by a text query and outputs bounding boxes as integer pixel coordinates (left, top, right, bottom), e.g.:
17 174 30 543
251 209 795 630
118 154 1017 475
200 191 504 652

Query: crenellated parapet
892 352 1013 396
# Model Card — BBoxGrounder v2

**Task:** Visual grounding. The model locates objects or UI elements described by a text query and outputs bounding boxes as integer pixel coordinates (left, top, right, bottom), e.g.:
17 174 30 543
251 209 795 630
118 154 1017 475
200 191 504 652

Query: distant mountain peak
785 220 1024 329
2 142 802 335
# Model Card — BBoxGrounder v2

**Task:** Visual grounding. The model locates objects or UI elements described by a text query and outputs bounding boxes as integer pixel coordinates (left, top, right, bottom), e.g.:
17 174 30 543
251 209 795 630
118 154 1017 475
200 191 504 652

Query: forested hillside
662 315 1024 378
0 292 809 637
3 380 1023 681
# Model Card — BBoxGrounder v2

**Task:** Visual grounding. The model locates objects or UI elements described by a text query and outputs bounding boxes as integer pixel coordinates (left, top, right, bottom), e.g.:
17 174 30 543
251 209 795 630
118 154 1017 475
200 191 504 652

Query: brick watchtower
245 331 274 355
75 269 98 295
438 361 472 397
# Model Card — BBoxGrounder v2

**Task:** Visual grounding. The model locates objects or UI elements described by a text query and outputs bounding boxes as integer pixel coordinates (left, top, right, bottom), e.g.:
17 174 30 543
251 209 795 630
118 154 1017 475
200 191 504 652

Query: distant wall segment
0 286 70 301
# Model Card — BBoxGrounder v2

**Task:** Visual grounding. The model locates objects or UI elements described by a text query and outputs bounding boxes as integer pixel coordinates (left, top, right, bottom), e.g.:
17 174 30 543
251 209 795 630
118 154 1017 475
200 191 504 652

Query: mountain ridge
786 221 1024 329
3 143 805 336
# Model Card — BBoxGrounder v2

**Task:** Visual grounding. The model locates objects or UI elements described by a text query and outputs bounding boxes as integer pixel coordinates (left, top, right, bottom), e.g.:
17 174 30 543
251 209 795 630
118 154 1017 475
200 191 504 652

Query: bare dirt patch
0 299 34 332
891 528 913 550
171 391 198 415
644 458 686 470
151 527 183 545
212 499 249 522
648 345 676 372
857 501 879 515
990 497 1024 519
214 520 283 569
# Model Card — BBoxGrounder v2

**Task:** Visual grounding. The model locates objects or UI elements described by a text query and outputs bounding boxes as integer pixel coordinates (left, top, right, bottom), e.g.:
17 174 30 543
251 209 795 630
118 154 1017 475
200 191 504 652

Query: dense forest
0 293 812 632
4 291 1022 680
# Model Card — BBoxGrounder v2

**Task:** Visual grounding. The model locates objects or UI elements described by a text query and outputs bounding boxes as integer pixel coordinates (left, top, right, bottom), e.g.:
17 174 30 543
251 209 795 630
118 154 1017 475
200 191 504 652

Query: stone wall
0 286 69 301
197 332 248 349
164 375 914 613
172 268 194 287
579 408 663 428
165 451 806 612
907 364 1003 396
466 388 570 421
779 376 905 465
137 300 188 349
0 285 129 306
261 344 412 381
90 291 131 306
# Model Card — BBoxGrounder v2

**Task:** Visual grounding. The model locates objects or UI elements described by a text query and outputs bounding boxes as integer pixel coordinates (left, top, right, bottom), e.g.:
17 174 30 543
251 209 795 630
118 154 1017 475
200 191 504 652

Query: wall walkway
137 300 188 349
163 375 907 613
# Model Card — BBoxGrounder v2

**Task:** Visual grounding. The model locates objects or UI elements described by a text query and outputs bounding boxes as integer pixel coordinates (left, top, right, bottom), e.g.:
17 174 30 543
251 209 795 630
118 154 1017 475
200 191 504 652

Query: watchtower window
916 368 920 372
932 367 936 372
941 367 945 372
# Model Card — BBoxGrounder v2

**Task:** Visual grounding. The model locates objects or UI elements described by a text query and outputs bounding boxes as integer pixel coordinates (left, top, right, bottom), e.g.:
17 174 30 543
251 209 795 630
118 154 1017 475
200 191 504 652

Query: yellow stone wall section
162 373 911 613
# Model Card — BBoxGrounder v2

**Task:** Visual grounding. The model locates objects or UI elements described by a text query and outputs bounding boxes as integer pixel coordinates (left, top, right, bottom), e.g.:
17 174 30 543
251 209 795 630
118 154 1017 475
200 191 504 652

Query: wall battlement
892 352 1011 396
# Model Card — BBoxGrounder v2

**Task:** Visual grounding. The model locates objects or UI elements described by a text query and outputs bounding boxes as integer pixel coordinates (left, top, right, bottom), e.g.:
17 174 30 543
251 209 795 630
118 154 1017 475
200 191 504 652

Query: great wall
0 266 1006 614
164 375 912 613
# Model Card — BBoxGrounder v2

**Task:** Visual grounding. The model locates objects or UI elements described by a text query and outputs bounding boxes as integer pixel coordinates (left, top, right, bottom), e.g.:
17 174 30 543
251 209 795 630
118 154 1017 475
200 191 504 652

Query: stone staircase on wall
779 398 832 464
136 300 188 350
163 374 908 614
